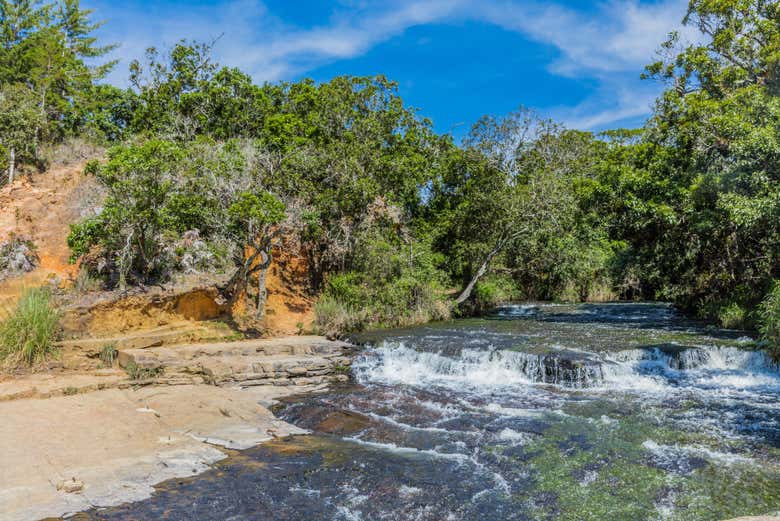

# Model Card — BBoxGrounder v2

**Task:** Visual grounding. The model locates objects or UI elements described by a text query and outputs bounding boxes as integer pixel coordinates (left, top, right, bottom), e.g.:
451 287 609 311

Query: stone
57 478 84 493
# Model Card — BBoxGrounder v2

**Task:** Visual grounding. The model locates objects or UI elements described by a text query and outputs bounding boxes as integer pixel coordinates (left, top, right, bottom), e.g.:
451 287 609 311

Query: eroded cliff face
60 282 230 338
0 163 316 345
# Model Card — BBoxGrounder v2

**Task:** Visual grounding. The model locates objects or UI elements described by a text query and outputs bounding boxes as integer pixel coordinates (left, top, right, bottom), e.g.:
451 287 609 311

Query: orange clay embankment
0 162 85 308
0 164 315 337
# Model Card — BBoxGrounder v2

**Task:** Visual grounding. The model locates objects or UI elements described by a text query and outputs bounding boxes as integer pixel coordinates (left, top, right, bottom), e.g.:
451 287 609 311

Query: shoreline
0 336 352 521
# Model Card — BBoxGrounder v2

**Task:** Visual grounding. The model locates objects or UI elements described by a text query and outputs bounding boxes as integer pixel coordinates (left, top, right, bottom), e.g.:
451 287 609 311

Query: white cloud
476 0 694 76
554 79 659 130
89 0 700 129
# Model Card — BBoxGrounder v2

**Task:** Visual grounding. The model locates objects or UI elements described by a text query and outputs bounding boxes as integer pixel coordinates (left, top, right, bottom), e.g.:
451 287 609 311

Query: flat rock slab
0 370 126 401
0 384 312 521
117 335 353 386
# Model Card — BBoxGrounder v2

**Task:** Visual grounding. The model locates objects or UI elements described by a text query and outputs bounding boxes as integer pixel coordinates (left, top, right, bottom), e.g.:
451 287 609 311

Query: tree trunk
454 243 503 305
255 251 272 318
8 147 14 185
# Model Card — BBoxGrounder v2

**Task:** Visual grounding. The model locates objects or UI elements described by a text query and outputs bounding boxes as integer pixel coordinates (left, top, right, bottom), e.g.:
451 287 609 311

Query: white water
354 340 780 395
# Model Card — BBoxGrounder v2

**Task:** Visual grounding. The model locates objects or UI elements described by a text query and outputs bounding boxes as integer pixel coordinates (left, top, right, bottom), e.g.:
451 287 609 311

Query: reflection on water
75 303 780 521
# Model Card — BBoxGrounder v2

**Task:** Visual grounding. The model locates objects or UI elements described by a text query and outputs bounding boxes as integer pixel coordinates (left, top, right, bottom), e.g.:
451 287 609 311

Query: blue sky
83 0 697 137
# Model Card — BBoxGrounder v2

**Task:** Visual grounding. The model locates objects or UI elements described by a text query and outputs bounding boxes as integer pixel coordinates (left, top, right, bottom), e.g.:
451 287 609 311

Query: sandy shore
0 383 318 521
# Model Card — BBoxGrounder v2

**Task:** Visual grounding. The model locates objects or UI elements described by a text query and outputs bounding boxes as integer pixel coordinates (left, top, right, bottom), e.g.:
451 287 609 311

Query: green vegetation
0 287 60 367
473 275 521 313
759 282 780 360
3 0 780 337
124 361 163 381
99 343 117 367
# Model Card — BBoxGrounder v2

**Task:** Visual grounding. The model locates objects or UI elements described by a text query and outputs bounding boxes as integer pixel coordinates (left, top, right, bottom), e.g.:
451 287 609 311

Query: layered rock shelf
117 335 354 387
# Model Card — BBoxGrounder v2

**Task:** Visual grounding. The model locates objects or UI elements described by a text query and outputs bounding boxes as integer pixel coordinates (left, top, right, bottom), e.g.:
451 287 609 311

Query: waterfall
355 341 780 392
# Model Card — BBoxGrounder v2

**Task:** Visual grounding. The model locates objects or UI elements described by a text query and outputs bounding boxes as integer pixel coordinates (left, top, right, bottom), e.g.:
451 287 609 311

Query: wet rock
316 410 371 435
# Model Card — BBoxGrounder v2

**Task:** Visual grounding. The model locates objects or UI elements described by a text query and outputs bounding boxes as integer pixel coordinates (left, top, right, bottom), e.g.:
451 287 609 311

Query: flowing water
76 303 780 521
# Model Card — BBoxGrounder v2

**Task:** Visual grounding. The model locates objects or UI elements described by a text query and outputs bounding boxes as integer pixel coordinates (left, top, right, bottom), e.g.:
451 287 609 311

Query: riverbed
74 303 780 520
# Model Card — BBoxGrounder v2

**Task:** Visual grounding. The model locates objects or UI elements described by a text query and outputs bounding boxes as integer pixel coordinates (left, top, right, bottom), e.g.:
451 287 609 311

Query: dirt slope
0 163 87 309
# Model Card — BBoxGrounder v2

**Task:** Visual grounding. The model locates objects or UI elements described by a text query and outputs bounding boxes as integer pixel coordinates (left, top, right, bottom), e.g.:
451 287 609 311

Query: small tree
0 83 42 184
69 140 183 287
226 191 286 316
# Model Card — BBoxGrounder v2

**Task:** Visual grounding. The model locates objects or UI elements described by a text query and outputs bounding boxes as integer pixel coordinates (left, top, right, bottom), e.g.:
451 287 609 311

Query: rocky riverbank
0 336 352 521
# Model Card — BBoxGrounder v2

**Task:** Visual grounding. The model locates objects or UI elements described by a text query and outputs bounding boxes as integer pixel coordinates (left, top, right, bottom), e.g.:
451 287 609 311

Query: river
74 302 780 521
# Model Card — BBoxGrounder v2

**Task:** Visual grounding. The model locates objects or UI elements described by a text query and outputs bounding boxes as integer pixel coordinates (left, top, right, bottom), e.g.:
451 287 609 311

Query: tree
225 191 286 316
0 83 43 184
620 0 780 318
0 0 115 145
70 141 184 288
432 108 579 305
68 139 289 319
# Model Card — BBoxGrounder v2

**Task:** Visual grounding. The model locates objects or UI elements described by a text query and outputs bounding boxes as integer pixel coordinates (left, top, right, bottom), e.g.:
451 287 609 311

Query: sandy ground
0 384 316 521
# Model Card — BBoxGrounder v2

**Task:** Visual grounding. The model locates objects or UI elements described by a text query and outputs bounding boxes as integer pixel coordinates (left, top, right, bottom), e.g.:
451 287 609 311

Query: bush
759 283 780 361
314 296 366 338
0 287 61 367
39 137 105 169
718 302 748 330
124 361 164 381
73 267 104 293
473 274 520 312
315 273 451 337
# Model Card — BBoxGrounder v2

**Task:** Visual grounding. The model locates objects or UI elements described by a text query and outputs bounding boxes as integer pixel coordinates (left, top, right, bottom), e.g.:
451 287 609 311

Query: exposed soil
0 164 316 341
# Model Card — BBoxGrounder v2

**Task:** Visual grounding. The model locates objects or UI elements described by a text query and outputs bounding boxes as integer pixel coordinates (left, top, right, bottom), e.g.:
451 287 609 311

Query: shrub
73 267 104 293
759 282 780 361
473 274 520 312
39 137 105 168
0 287 61 367
315 273 451 337
124 361 164 380
314 296 365 338
718 302 748 330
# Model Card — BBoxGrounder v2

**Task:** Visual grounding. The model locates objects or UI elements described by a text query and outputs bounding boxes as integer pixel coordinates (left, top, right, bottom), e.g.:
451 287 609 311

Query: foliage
0 287 61 367
124 361 163 381
49 0 780 348
314 296 366 339
67 137 289 325
0 0 117 152
0 83 43 177
473 274 521 313
717 302 749 330
759 282 780 360
315 234 451 336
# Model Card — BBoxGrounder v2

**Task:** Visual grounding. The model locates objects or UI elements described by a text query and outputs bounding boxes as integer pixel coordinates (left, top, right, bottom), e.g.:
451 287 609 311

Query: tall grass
314 276 452 338
0 287 61 367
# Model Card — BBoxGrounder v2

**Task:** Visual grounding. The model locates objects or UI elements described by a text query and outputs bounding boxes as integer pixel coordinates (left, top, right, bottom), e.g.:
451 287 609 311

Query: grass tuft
0 287 61 368
99 343 118 367
124 361 164 381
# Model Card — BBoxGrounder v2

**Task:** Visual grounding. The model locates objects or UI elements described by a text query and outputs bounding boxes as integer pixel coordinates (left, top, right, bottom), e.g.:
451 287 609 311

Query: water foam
354 342 604 389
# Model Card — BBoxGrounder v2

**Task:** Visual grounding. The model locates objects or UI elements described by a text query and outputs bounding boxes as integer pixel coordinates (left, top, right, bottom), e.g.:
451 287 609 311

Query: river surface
75 303 780 521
